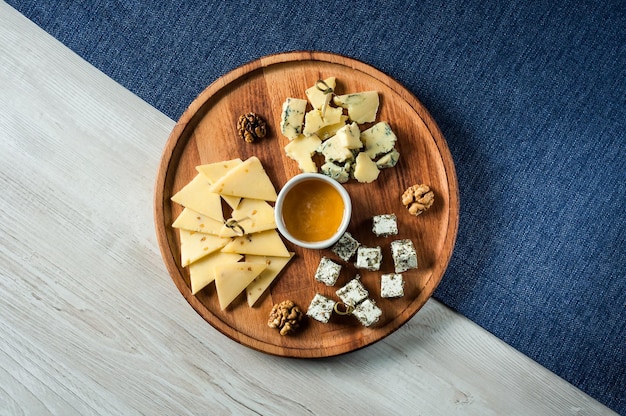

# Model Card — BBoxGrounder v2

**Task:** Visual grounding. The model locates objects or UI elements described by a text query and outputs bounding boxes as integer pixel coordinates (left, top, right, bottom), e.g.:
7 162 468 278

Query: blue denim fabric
7 0 625 412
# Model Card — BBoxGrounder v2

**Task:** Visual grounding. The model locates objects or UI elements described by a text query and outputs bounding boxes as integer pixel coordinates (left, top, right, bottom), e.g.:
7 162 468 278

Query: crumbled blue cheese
352 299 382 327
361 122 397 159
333 91 379 124
355 246 382 271
306 293 336 323
372 214 398 237
336 122 362 150
303 106 344 136
391 239 418 273
317 134 355 163
336 276 369 306
353 152 380 183
305 77 336 110
375 148 400 169
380 273 405 298
314 257 342 286
280 98 307 140
320 161 352 183
331 232 360 261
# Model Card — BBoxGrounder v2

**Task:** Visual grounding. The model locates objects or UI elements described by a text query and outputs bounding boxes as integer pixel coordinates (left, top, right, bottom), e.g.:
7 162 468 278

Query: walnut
268 300 304 336
237 112 267 143
402 184 434 216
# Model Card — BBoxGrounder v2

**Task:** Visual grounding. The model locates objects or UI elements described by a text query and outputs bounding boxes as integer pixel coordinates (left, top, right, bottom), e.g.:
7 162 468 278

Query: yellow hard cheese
214 262 268 310
208 156 277 202
353 152 381 183
245 253 295 307
305 77 336 111
221 229 290 257
179 230 230 266
171 174 223 222
172 207 224 235
188 252 243 295
219 198 277 237
196 158 243 209
284 134 322 173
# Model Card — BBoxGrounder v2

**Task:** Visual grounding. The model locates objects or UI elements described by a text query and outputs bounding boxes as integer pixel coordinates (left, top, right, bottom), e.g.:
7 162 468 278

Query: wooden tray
154 51 459 358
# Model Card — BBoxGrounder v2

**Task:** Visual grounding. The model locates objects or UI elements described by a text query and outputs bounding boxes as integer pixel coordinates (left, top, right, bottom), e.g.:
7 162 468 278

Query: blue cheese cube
331 232 360 261
306 293 336 323
333 91 379 124
380 273 405 298
355 246 382 271
352 299 382 327
372 214 398 237
314 257 342 286
391 239 418 273
336 276 369 306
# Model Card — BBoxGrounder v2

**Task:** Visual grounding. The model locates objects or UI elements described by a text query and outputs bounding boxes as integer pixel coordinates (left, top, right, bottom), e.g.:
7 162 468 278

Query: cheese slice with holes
172 207 224 235
221 229 290 257
208 156 277 201
188 252 243 295
179 230 231 267
219 199 277 237
171 174 224 222
245 253 295 307
196 159 243 209
214 262 268 309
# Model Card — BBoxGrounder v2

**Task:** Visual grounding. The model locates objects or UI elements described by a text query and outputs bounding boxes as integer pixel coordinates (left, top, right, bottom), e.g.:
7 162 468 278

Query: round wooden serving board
154 51 459 358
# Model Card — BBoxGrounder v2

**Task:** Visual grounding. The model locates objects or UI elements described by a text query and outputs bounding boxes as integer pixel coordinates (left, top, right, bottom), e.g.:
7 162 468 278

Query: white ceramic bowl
274 173 352 250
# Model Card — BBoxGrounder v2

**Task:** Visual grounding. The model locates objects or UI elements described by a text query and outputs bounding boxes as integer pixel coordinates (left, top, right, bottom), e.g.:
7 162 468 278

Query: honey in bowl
275 173 352 249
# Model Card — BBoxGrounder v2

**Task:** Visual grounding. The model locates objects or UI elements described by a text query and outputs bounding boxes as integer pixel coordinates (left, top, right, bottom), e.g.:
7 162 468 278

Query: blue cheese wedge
305 77 336 111
336 276 369 306
320 161 352 183
333 91 379 124
306 293 336 323
355 246 383 271
361 122 397 159
331 232 360 261
280 97 307 140
314 257 342 286
352 298 382 327
372 214 398 237
391 239 418 273
380 273 405 298
353 152 380 183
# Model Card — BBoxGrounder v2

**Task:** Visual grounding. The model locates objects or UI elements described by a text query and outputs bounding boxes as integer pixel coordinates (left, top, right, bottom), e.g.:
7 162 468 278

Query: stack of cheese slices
170 156 294 310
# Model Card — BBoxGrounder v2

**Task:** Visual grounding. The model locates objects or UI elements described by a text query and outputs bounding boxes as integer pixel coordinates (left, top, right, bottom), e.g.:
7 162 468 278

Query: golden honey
281 179 345 242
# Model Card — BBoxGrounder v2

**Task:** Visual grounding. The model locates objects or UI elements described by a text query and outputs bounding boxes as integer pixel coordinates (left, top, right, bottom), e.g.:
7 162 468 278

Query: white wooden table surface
0 3 616 415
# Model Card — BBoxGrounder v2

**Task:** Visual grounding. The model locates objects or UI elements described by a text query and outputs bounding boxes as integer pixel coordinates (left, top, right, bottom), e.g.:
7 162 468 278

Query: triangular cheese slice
188 252 242 295
221 229 290 257
179 230 231 267
196 159 243 209
208 156 277 201
245 253 295 307
219 199 277 237
171 174 224 222
172 208 224 235
214 262 267 310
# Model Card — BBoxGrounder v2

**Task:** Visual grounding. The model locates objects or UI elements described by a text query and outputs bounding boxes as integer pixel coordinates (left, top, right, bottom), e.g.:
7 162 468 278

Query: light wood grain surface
0 2 615 415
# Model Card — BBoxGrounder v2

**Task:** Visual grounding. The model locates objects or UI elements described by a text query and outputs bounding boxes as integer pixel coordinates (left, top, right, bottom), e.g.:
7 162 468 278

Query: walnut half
402 184 434 216
268 300 304 336
237 112 267 143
